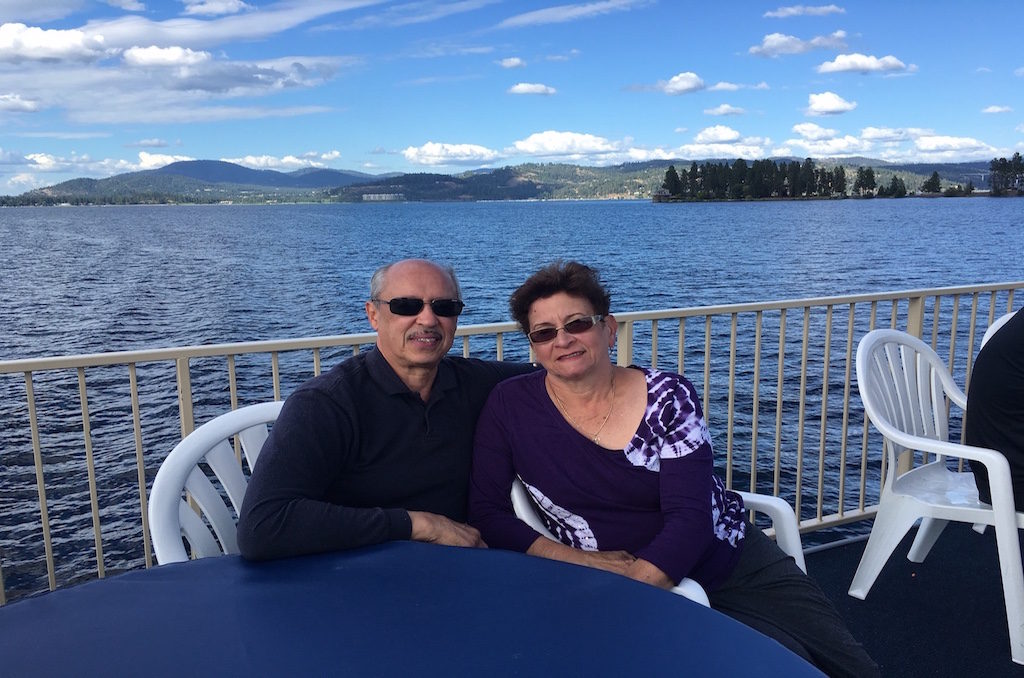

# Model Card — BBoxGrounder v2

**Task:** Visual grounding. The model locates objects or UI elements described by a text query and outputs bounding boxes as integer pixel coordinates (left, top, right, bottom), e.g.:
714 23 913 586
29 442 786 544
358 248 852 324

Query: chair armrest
736 491 807 573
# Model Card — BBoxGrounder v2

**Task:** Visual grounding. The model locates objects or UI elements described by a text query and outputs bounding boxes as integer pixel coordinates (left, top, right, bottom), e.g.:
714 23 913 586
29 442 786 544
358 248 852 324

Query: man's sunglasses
372 297 465 317
528 315 604 344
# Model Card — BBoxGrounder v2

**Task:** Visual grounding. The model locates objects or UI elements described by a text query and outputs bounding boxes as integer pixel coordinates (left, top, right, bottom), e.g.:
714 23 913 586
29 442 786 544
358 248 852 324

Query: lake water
3 198 1021 360
1 198 1022 600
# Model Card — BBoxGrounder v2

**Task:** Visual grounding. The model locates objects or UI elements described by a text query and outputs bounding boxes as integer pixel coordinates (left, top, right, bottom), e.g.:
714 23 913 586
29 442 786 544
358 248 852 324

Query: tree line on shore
989 152 1024 195
659 154 1022 201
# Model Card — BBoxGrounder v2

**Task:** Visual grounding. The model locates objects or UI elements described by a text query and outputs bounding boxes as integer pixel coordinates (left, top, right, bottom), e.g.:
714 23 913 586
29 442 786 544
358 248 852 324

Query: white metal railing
0 282 1020 604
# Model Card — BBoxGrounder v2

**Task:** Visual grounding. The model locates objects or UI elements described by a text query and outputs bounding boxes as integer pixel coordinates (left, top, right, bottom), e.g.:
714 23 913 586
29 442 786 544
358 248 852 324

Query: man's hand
408 511 487 548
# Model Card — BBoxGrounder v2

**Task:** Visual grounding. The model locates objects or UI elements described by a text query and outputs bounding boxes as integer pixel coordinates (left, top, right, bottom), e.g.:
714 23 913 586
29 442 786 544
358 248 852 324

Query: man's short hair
369 260 462 300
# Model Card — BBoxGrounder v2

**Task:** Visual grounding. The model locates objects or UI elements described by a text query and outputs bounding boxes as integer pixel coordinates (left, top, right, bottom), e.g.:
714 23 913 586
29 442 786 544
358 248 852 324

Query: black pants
708 525 881 678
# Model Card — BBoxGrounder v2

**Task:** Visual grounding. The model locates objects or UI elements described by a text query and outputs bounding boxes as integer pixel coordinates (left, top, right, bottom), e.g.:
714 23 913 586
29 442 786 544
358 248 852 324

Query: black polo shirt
966 309 1024 507
237 347 530 560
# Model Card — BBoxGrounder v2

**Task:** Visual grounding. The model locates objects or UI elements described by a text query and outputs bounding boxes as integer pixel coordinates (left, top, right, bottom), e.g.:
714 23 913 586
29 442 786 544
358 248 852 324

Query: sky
1 0 1022 194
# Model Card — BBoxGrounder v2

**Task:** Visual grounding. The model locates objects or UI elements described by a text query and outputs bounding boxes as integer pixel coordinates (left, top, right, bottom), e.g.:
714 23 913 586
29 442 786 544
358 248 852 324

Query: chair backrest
855 329 967 470
149 401 284 564
981 311 1016 349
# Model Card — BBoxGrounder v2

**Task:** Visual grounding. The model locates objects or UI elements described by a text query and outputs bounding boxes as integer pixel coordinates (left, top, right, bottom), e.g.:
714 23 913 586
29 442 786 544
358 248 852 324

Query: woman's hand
576 549 638 576
624 558 675 589
526 536 638 576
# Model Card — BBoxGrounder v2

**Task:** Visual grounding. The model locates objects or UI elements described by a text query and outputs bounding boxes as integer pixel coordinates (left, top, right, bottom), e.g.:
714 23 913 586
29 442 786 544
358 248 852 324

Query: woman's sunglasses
528 315 604 344
372 297 465 317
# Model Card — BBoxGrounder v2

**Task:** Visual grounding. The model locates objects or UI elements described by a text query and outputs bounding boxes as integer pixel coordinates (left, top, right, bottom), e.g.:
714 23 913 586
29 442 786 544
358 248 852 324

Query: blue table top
0 542 823 676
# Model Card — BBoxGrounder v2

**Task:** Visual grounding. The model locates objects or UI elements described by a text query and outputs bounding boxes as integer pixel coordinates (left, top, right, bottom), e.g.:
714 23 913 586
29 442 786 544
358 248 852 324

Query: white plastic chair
511 477 807 608
149 401 284 564
981 311 1016 349
849 329 1024 664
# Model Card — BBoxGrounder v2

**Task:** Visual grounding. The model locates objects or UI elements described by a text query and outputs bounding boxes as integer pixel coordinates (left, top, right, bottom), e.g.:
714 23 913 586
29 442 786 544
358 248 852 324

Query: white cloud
106 0 145 10
1015 67 1024 77
508 82 556 95
749 30 845 57
0 23 109 62
498 57 525 68
806 91 856 116
982 105 1012 114
873 135 1000 163
1 1 81 22
0 93 40 111
545 49 581 61
676 140 770 159
123 46 212 66
658 71 704 94
861 126 910 142
817 53 909 74
403 141 501 166
764 4 845 18
6 172 48 191
694 125 740 144
704 104 744 116
183 0 252 16
709 82 739 92
510 130 618 157
138 151 194 168
497 0 648 28
1017 124 1024 134
792 122 836 140
128 138 169 147
220 153 328 170
914 135 991 153
785 135 871 156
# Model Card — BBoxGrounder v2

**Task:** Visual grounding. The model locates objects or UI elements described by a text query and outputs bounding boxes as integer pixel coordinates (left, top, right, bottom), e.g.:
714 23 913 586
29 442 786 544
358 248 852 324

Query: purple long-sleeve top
468 367 746 591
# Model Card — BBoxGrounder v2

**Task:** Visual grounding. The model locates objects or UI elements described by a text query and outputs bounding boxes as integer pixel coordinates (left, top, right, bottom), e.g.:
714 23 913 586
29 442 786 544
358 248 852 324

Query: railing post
906 295 925 338
176 357 195 437
900 296 927 474
616 320 633 367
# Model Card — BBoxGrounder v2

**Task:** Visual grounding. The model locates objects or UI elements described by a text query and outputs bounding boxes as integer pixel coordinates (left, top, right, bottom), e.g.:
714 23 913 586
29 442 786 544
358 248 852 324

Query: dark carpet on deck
808 521 1024 677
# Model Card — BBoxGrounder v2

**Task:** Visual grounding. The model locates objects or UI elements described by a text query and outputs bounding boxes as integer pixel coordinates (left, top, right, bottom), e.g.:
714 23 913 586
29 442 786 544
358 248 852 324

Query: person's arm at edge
237 389 410 560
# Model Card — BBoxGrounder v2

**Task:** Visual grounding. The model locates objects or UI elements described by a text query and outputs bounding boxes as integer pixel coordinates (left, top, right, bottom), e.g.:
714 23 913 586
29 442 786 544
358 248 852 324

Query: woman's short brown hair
509 261 611 332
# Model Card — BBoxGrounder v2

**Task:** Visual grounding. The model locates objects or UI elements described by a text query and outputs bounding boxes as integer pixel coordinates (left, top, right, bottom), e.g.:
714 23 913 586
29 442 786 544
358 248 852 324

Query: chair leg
993 521 1024 664
907 517 948 563
848 501 920 600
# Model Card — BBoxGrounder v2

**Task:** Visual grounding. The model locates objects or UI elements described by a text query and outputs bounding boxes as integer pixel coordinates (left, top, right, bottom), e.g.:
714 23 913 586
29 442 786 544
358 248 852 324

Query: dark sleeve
467 387 544 552
236 387 411 561
632 380 720 583
634 451 717 584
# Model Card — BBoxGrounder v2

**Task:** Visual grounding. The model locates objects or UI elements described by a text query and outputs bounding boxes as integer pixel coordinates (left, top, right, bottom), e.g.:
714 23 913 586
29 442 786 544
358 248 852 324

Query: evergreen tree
662 165 682 196
799 158 816 197
832 166 847 196
730 158 748 199
863 167 876 193
921 171 942 193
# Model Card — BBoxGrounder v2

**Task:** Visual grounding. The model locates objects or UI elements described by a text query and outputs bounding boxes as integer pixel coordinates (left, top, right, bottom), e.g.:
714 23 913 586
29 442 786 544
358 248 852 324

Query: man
237 259 530 560
966 308 1024 508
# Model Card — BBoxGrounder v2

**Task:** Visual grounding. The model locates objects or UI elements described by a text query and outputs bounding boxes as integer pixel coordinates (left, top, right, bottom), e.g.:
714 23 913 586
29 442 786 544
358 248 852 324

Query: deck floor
807 521 1024 676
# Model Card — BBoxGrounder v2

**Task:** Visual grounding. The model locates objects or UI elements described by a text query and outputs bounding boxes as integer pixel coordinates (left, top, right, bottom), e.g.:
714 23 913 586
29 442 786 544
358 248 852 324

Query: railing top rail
612 281 1024 322
2 281 1020 375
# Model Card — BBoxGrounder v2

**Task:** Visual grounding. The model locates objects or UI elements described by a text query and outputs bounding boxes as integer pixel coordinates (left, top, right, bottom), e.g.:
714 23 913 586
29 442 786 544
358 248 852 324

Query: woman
468 261 878 678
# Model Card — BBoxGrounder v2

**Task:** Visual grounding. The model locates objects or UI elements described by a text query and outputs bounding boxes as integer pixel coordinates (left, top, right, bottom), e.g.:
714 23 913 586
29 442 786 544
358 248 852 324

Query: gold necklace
549 374 616 445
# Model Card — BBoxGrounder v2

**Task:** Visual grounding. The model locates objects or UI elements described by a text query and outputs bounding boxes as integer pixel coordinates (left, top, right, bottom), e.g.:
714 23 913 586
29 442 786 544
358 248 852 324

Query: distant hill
0 157 998 206
153 160 386 189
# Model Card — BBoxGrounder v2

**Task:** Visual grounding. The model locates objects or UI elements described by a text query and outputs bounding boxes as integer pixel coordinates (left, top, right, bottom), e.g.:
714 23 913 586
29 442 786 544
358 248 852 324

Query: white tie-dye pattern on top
523 480 598 550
